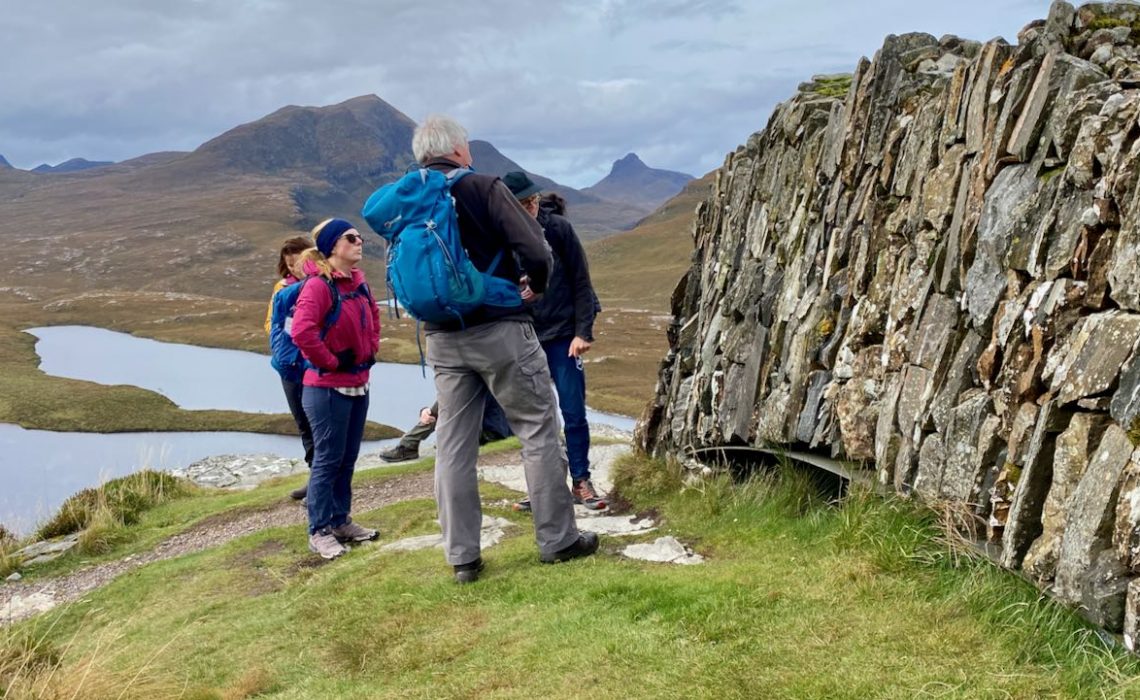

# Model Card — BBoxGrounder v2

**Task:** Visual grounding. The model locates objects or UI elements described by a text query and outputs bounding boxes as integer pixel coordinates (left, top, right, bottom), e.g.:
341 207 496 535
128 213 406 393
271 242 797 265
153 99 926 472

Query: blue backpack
360 168 522 325
269 275 375 378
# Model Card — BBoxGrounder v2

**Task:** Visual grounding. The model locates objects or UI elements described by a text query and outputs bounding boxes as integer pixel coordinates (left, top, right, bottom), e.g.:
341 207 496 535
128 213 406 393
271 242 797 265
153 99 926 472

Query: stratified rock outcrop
639 1 1140 645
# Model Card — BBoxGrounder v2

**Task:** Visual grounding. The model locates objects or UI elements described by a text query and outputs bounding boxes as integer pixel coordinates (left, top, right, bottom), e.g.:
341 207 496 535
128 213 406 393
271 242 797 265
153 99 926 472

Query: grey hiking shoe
379 444 419 462
331 518 378 543
572 479 607 510
309 528 347 559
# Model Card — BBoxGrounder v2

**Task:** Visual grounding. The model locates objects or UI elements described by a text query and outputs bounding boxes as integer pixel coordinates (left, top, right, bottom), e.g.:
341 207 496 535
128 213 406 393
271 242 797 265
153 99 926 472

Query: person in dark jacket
407 114 597 583
267 236 317 502
291 218 381 560
503 172 605 511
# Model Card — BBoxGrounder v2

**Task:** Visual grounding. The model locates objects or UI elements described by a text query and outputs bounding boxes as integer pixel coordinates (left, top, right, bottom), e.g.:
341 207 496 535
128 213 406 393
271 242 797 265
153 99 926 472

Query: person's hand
335 349 356 372
569 336 592 357
519 275 535 303
419 407 436 424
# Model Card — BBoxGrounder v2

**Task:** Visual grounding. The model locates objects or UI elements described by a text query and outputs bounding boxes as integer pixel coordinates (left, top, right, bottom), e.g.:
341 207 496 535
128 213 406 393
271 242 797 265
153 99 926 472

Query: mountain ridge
584 153 693 211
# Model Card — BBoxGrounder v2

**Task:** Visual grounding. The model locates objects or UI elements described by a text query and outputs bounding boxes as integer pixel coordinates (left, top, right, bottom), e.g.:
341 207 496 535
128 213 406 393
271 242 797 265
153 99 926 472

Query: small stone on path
5 572 21 583
381 516 514 553
1 592 56 623
622 536 704 565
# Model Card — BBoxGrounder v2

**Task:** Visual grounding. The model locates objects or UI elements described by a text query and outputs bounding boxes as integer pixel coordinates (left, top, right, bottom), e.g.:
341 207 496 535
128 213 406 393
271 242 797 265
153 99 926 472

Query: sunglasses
340 232 362 245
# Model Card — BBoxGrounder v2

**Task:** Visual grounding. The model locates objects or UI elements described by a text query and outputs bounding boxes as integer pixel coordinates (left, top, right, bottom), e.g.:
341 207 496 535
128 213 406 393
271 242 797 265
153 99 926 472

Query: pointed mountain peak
611 153 647 174
585 153 694 211
0 153 11 168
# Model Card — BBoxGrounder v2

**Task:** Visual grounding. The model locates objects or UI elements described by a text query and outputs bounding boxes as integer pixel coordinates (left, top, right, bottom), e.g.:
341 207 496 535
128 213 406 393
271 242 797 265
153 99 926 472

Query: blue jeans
542 336 590 482
302 386 369 534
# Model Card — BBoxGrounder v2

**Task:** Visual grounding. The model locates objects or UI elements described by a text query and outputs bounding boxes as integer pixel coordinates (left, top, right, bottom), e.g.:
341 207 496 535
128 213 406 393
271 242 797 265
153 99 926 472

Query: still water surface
2 326 635 532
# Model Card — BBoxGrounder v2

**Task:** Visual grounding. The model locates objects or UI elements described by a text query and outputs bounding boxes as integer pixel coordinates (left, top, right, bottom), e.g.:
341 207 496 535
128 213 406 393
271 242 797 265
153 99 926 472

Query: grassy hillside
588 172 714 312
3 451 1137 698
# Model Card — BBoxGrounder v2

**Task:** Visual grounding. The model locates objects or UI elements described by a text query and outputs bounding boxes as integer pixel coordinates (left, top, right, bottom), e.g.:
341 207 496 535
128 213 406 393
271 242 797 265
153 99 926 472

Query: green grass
35 470 195 541
4 450 1139 698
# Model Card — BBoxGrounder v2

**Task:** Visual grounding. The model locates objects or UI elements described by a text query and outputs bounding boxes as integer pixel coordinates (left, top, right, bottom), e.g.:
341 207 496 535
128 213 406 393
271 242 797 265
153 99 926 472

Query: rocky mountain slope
468 141 652 239
640 0 1140 645
584 153 694 211
31 158 114 173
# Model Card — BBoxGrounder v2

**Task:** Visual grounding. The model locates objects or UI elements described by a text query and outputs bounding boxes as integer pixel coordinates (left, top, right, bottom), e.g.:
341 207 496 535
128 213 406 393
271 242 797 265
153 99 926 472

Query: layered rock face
639 1 1140 644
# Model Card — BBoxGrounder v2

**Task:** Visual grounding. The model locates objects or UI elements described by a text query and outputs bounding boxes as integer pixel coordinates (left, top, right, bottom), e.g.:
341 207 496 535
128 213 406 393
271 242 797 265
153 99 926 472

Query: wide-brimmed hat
503 171 542 200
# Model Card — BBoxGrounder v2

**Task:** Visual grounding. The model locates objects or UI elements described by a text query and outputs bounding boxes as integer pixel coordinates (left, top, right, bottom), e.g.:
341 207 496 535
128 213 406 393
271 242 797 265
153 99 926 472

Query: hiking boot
309 528 347 560
331 518 378 543
512 499 532 513
571 479 607 511
289 483 308 500
379 444 419 462
540 532 599 564
454 557 484 584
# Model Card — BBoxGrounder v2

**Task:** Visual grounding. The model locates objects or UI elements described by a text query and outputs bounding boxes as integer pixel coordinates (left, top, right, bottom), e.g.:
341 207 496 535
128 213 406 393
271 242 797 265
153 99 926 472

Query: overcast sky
2 0 1049 187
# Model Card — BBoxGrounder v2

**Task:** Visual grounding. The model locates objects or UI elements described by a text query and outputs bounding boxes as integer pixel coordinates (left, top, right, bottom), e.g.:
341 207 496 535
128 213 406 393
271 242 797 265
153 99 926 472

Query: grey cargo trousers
426 320 580 565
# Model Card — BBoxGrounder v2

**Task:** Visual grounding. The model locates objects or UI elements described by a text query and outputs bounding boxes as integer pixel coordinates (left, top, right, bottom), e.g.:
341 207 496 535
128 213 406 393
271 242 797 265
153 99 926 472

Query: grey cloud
0 0 1052 187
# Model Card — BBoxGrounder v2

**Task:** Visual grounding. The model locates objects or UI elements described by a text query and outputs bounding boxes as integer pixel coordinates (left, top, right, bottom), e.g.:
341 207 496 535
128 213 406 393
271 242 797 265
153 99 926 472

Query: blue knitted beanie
312 218 355 257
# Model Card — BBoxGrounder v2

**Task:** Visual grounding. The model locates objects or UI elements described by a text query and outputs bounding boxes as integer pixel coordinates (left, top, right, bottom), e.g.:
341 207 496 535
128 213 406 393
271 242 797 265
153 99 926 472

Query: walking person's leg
282 378 314 500
302 386 351 558
330 393 377 543
428 333 490 577
477 322 591 559
542 337 603 509
380 407 437 462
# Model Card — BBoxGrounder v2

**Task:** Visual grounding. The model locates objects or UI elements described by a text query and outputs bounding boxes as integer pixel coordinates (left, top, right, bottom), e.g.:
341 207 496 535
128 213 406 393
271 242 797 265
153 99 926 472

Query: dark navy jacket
530 203 601 343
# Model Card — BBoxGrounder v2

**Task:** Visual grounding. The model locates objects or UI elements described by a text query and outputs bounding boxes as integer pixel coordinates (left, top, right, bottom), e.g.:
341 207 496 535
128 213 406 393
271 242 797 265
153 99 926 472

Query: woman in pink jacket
291 218 381 559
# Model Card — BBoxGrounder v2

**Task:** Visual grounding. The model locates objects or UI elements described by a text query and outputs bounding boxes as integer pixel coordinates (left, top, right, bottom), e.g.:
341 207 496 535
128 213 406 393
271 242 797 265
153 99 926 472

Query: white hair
412 114 468 163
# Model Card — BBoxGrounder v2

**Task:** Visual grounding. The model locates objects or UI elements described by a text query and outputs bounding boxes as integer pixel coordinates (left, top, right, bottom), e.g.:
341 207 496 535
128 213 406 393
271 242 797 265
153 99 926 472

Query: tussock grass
36 470 195 541
5 451 1140 698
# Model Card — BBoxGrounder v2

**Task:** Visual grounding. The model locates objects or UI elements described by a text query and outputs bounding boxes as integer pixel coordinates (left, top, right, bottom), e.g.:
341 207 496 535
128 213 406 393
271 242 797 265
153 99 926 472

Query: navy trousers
542 336 590 482
302 386 368 534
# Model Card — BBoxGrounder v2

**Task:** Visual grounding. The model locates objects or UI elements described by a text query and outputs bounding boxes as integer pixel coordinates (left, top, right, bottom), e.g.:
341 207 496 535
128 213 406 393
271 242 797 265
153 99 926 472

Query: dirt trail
0 470 436 625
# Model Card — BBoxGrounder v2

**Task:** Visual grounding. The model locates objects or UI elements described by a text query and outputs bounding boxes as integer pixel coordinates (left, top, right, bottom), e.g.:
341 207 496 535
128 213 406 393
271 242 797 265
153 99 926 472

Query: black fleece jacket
421 157 552 331
530 202 601 343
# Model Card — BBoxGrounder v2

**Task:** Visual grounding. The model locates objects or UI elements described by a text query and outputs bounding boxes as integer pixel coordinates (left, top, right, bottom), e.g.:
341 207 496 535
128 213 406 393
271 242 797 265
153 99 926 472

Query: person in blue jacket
267 236 317 501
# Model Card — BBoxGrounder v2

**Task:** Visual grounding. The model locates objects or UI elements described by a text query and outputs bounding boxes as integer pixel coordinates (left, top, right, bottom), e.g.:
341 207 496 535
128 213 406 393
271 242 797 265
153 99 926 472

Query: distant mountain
32 157 115 173
584 154 694 211
0 154 10 168
469 140 652 239
0 95 658 313
188 95 416 189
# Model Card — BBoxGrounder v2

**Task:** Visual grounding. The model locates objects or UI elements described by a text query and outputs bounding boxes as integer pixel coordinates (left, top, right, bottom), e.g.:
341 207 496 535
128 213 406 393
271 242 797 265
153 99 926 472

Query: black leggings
281 378 315 468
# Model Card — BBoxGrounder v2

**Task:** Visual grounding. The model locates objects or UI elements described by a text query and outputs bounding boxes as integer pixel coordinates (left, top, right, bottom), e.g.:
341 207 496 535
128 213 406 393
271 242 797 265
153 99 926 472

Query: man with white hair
411 114 598 583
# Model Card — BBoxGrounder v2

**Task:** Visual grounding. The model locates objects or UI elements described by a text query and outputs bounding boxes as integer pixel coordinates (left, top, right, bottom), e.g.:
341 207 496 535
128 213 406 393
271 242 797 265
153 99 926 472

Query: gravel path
0 470 435 625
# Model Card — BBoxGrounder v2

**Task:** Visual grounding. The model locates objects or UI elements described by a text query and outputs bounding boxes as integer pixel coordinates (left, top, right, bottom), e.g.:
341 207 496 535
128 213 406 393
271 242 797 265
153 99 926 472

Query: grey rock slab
174 454 307 490
5 573 21 583
15 534 79 562
1001 402 1060 570
1024 413 1108 582
965 164 1039 328
939 391 999 503
577 516 657 537
0 592 56 624
1046 311 1140 405
1110 344 1140 429
380 516 514 553
1125 579 1140 652
478 443 630 498
1055 425 1136 604
622 536 704 565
